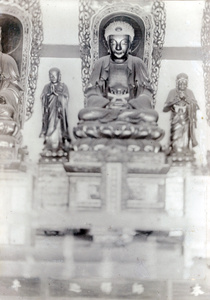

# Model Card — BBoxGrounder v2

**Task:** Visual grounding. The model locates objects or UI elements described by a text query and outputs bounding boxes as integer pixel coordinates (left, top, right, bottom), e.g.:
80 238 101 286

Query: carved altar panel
69 175 103 210
79 0 166 106
125 176 165 210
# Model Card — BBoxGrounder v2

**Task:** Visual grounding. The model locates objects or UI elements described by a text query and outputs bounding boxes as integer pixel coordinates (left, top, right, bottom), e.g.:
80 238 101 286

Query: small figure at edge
163 73 199 156
40 67 71 151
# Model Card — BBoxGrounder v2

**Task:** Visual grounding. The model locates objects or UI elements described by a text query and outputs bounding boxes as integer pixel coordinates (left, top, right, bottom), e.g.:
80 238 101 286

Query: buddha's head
176 73 188 91
104 21 134 63
49 67 61 84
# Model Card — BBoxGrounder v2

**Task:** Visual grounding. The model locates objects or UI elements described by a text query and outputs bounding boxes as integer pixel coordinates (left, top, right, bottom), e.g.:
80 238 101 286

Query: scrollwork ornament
201 0 210 126
151 0 166 107
0 0 43 122
79 0 95 93
79 0 166 107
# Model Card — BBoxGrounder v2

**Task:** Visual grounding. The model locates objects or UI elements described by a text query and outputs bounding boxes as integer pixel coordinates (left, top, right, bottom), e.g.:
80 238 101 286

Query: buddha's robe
40 81 71 149
0 52 22 124
79 55 158 123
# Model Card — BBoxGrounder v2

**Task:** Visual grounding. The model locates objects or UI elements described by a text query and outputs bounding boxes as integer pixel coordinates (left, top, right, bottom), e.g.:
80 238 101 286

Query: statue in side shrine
163 73 199 161
0 27 23 159
74 21 164 150
40 67 71 152
0 27 23 125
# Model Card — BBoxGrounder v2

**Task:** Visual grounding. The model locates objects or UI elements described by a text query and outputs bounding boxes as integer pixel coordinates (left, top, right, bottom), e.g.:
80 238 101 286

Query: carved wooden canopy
0 0 43 125
79 0 166 107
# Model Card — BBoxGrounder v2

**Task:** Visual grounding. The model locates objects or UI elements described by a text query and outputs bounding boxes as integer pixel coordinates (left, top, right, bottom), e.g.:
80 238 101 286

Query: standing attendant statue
163 73 199 162
40 68 71 154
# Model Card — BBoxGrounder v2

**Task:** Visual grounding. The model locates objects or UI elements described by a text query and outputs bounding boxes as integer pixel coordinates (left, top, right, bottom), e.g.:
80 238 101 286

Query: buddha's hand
139 110 158 122
129 93 153 110
108 94 129 104
86 95 109 108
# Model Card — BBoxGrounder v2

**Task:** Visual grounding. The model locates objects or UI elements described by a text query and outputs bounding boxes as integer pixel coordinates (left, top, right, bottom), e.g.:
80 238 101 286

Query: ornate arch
0 0 43 123
79 0 166 106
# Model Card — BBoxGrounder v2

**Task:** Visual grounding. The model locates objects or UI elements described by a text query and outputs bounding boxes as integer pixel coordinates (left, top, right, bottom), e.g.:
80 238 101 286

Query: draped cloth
163 88 199 152
85 55 153 108
0 52 22 124
40 82 71 149
78 55 158 123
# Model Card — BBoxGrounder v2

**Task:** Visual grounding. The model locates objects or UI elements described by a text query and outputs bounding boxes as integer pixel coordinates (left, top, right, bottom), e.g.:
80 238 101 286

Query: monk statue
163 73 199 161
40 67 71 152
74 21 164 150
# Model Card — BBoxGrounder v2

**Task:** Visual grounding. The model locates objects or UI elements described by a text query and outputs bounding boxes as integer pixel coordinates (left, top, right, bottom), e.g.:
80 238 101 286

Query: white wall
164 1 204 47
23 0 81 162
40 0 79 45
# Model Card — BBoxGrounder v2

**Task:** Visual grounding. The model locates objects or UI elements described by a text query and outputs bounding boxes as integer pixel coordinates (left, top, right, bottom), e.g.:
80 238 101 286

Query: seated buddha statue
78 21 158 125
74 20 164 151
0 25 23 126
0 95 19 137
0 30 23 152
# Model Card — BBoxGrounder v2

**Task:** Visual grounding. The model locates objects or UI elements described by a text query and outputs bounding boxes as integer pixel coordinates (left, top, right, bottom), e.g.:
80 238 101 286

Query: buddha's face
49 70 59 84
108 35 131 62
177 78 188 91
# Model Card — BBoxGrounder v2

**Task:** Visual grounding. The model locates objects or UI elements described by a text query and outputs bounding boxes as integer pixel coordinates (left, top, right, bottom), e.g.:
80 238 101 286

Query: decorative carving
0 24 23 161
201 0 210 126
74 122 164 140
72 138 162 153
79 0 166 105
151 0 166 106
0 0 43 122
0 0 42 164
90 4 154 75
79 0 95 94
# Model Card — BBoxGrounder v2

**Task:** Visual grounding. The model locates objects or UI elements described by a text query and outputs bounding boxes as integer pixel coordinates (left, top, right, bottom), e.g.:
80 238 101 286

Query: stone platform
35 163 69 209
63 150 170 213
0 159 209 299
0 232 209 300
0 169 34 246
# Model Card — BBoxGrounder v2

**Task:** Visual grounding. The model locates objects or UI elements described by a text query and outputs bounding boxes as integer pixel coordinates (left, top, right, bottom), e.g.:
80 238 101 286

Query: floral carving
151 0 166 106
79 0 95 94
201 0 210 126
